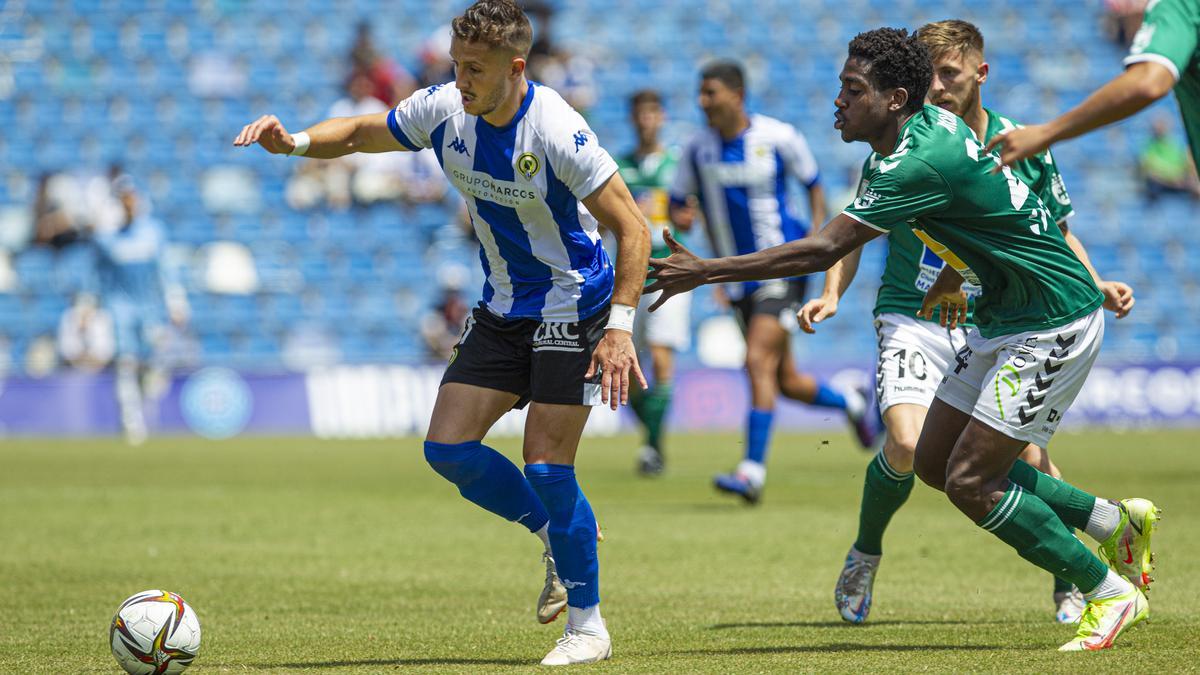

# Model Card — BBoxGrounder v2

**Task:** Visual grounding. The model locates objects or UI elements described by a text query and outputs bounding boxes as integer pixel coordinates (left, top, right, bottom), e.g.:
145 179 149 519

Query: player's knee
912 446 944 490
882 433 917 473
423 440 485 485
943 466 988 516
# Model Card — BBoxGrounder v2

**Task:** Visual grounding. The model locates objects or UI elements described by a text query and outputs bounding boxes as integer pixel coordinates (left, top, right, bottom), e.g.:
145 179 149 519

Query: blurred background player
94 176 190 445
234 0 649 665
800 19 1136 627
988 0 1200 171
669 60 876 503
617 89 690 476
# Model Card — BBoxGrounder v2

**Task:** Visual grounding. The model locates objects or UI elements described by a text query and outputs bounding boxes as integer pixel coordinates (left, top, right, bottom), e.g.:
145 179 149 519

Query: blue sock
424 441 549 533
811 383 848 410
745 408 774 464
524 464 599 608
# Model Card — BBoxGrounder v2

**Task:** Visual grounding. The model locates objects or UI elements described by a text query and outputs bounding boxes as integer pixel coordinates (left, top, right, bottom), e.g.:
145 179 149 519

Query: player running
235 1 649 665
94 175 190 446
647 28 1159 651
670 61 877 504
798 20 1136 626
616 90 691 476
987 0 1200 168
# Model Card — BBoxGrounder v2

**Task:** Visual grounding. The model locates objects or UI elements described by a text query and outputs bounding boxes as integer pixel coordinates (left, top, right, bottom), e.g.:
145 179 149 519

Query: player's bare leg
714 315 783 503
524 403 611 665
778 343 875 447
836 403 925 622
424 384 566 625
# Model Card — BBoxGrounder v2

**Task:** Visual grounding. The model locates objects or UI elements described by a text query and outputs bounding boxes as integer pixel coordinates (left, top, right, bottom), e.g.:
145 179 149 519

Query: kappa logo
516 152 541 180
560 578 588 590
424 83 445 98
449 137 470 156
573 130 590 152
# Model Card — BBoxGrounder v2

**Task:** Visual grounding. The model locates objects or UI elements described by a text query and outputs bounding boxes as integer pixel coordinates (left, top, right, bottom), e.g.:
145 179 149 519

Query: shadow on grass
710 619 982 629
678 643 1033 655
214 657 530 668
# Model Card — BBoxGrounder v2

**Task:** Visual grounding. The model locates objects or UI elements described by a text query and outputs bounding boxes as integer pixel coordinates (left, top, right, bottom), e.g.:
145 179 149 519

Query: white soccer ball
109 590 202 675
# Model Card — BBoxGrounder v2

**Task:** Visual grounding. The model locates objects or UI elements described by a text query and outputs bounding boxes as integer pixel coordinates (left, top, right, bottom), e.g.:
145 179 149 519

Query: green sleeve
842 157 952 232
1126 0 1200 79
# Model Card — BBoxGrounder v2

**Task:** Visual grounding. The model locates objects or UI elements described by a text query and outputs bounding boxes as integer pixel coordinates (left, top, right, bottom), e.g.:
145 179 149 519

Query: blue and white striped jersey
388 82 619 323
94 215 169 313
670 114 821 300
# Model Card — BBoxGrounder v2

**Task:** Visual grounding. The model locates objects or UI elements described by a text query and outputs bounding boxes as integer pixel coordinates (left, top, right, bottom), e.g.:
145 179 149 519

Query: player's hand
585 328 647 410
919 272 969 329
645 230 708 312
984 124 1053 168
233 115 297 154
797 295 838 334
1099 280 1135 319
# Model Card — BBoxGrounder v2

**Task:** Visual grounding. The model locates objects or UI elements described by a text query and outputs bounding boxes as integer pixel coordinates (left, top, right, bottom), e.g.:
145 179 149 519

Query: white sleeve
779 125 821 188
387 84 455 151
541 104 618 200
669 142 698 204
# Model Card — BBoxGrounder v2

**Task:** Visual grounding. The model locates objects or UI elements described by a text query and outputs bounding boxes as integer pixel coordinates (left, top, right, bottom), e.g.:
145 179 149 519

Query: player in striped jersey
670 61 878 504
235 1 650 665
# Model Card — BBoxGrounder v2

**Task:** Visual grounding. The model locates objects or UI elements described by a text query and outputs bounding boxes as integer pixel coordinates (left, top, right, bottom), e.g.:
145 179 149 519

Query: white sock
843 387 867 418
567 604 606 637
736 459 766 487
1084 568 1133 601
534 524 552 554
1085 498 1122 542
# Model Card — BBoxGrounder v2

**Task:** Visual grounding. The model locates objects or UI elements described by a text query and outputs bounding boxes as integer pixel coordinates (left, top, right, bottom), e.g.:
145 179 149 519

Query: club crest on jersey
516 152 541 180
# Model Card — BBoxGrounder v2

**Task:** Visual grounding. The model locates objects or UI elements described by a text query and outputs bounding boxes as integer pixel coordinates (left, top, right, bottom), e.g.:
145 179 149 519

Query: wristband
289 131 311 156
605 303 636 332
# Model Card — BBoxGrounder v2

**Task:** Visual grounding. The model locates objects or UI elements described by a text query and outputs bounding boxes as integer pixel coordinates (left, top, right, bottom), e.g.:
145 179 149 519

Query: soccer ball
109 590 202 675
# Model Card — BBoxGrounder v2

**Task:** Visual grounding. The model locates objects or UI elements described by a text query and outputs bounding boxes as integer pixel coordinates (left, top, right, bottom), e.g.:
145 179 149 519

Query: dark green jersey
867 108 1077 324
1126 0 1200 165
616 147 681 259
844 105 1102 338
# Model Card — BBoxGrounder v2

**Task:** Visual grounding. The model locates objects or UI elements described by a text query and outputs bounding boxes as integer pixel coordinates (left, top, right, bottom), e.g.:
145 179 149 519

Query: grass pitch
2 429 1198 673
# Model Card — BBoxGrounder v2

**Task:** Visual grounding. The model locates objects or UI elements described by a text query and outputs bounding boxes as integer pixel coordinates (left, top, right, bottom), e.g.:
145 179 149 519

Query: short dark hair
700 60 746 94
916 19 985 61
451 0 533 57
847 27 932 114
630 89 662 109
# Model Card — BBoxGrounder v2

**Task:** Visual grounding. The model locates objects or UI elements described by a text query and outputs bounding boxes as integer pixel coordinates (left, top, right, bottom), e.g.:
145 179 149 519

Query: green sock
979 485 1108 594
1053 527 1078 594
641 384 672 450
852 452 914 556
629 384 649 427
1007 460 1096 531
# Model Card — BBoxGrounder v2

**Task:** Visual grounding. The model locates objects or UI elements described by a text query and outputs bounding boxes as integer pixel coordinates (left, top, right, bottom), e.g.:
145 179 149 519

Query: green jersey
844 105 1102 338
616 147 681 259
1126 0 1200 163
867 108 1076 324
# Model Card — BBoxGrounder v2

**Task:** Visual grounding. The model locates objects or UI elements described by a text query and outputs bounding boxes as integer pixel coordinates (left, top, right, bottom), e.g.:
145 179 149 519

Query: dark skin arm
644 213 881 311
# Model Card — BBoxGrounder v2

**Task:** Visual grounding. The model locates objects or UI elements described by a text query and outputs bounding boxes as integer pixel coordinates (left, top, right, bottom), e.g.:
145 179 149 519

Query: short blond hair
915 19 985 62
451 0 533 57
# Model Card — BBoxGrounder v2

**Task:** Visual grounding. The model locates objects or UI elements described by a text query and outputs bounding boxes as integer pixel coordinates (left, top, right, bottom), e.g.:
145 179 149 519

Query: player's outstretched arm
985 62 1175 166
582 173 650 410
798 242 864 334
645 213 879 312
232 112 406 158
1060 222 1135 319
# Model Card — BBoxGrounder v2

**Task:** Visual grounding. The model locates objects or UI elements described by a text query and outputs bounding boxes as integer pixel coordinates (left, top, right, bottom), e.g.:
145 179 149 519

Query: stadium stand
0 0 1188 373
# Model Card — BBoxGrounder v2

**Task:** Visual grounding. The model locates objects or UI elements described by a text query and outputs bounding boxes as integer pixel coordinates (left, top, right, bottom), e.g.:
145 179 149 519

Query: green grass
2 430 1198 673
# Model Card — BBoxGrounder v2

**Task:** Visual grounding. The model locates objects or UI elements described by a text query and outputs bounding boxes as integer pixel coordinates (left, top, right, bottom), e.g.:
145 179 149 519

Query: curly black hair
847 27 932 115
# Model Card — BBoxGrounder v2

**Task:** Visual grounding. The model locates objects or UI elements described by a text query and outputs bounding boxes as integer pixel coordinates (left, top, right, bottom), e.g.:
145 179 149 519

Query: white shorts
875 313 969 413
936 309 1104 447
637 289 691 352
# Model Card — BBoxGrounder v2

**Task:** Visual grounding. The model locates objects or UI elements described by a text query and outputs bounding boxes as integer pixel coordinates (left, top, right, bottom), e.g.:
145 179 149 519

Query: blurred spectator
1105 0 1149 47
57 292 115 372
349 20 416 106
416 25 455 88
1140 117 1200 202
523 2 597 114
93 175 190 444
420 285 469 361
24 334 58 378
33 173 84 249
287 71 447 210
